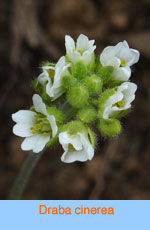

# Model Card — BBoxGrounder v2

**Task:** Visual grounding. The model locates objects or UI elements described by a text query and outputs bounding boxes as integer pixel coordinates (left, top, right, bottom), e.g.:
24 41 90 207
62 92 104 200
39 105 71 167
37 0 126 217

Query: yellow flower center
30 114 52 135
113 99 125 108
73 49 84 55
68 144 76 151
120 60 127 67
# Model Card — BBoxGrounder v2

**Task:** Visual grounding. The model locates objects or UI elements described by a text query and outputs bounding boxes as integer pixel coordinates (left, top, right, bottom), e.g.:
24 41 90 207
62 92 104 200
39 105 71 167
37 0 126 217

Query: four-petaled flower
65 34 96 66
59 131 94 163
100 41 140 81
38 56 71 101
102 82 137 119
12 94 58 153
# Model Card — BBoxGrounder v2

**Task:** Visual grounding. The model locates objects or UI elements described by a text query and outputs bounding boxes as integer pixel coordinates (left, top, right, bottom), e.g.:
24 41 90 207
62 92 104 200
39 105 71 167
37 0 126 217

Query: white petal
104 56 120 67
82 51 92 65
48 57 70 100
100 46 117 66
126 49 140 66
76 34 89 51
47 115 58 138
13 124 33 137
21 135 50 153
79 133 94 160
38 72 48 86
59 132 82 150
88 40 96 52
69 52 81 64
119 82 137 106
61 149 90 163
60 132 94 163
55 56 66 69
12 110 36 125
65 35 75 53
103 92 123 119
32 94 47 116
101 41 140 68
45 80 53 97
112 66 131 81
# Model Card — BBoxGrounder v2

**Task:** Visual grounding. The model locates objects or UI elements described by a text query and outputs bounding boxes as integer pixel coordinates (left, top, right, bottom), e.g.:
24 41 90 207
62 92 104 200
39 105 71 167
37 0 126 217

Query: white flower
65 34 96 66
100 41 140 81
59 131 94 163
12 94 58 153
38 56 71 101
102 82 137 119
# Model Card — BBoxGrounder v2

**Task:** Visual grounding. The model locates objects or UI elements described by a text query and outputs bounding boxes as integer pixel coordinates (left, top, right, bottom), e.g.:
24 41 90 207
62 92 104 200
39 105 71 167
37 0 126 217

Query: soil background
0 0 150 200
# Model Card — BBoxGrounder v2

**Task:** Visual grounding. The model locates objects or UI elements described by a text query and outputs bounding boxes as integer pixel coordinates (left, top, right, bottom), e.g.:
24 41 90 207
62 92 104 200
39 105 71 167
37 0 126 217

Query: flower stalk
9 151 44 200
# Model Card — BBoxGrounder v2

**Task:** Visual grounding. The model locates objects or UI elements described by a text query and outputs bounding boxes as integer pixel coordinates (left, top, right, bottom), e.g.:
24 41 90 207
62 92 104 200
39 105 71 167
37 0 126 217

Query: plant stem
9 151 44 200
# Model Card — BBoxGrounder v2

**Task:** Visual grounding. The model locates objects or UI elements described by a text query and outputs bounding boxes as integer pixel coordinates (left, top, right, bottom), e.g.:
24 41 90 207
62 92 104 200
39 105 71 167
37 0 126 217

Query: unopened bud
97 118 122 137
67 85 89 108
84 75 103 95
98 66 113 83
77 106 97 123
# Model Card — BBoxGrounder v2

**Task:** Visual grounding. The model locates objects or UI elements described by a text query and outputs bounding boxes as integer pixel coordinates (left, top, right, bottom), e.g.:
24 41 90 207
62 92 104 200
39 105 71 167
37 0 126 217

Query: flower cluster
12 34 140 163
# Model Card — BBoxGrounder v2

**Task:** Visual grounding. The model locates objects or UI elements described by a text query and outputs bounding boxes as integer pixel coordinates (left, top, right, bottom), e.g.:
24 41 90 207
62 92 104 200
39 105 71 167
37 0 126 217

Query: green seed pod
84 75 103 95
67 85 89 108
97 118 122 137
77 106 97 124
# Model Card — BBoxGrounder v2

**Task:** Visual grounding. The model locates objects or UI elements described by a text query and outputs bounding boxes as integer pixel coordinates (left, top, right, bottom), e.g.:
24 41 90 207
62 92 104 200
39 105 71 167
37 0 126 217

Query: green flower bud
84 75 103 95
67 85 89 108
47 107 64 125
97 118 122 137
77 106 97 124
61 75 77 90
61 121 86 136
98 66 113 83
74 61 87 79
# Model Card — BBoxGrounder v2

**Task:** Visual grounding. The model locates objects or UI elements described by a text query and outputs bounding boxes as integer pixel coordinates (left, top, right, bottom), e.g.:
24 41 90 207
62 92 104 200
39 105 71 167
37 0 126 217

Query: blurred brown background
0 0 150 200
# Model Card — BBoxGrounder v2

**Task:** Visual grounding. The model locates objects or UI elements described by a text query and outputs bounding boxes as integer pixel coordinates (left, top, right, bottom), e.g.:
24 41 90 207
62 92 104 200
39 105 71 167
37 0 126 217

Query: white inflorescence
12 34 140 163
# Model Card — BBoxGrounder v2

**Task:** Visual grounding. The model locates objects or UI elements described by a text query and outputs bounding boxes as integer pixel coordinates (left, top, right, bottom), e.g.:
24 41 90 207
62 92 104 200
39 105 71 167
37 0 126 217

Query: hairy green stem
9 151 44 200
